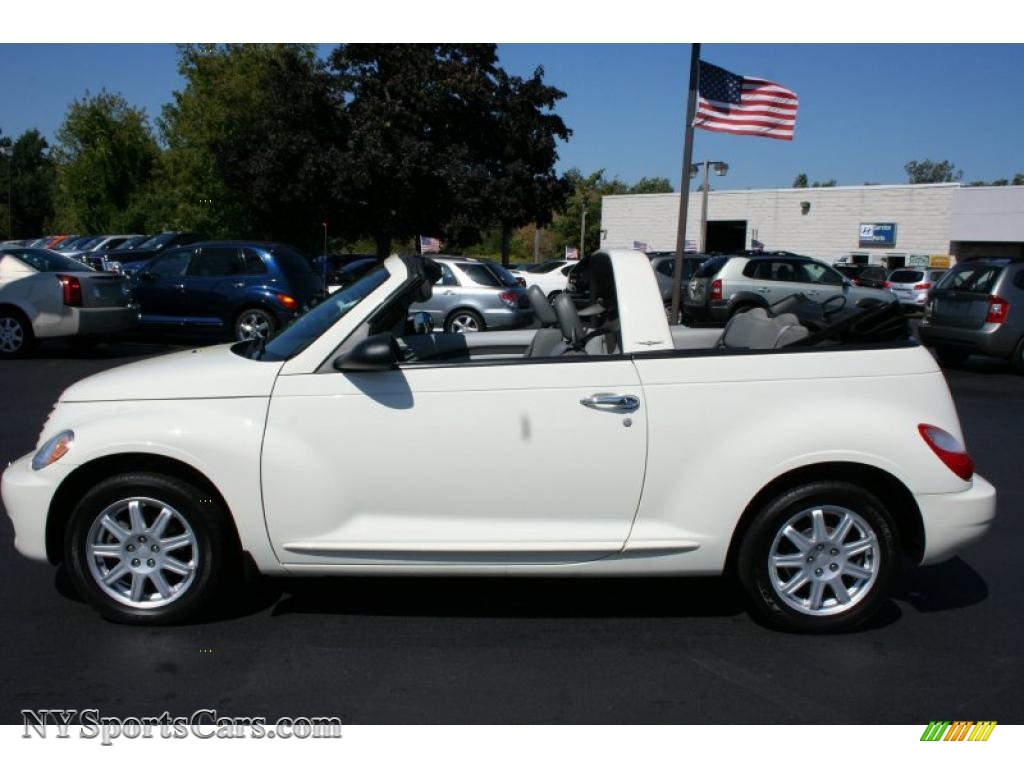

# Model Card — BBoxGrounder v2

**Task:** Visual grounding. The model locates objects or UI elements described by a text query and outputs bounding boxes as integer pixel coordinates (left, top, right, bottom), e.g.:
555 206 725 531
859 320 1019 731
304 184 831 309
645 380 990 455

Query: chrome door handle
756 287 770 293
231 282 245 288
580 393 640 411
171 283 185 290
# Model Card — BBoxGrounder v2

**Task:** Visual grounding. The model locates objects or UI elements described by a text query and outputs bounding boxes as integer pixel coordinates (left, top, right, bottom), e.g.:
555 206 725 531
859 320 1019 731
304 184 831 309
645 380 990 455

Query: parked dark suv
131 241 325 341
918 257 1024 371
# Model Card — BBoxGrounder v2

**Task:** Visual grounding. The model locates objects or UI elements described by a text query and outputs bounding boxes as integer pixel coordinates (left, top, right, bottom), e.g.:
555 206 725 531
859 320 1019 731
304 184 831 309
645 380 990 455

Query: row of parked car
0 237 325 357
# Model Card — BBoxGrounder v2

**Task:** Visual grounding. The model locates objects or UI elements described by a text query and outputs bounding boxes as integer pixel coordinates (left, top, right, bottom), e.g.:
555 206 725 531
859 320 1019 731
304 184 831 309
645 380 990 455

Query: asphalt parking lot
0 337 1021 724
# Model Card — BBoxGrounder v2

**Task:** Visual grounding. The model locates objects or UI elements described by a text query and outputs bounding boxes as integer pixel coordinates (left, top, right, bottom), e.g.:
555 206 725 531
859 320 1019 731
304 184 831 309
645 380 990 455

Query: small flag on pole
565 246 579 260
632 240 649 253
419 235 442 254
694 61 798 141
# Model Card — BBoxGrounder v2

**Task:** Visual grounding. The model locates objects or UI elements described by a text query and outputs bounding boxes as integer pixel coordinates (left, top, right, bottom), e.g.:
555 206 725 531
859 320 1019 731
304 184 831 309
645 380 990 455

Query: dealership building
600 183 1024 269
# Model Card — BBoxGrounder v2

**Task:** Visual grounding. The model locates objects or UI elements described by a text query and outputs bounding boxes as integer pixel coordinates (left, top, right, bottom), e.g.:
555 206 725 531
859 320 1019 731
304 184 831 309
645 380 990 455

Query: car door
797 261 845 304
133 248 194 324
261 356 648 566
409 262 460 326
181 245 245 328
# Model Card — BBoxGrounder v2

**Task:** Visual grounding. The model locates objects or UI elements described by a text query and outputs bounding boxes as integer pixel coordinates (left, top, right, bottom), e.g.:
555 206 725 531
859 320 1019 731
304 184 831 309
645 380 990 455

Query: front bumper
1 453 72 562
916 473 996 565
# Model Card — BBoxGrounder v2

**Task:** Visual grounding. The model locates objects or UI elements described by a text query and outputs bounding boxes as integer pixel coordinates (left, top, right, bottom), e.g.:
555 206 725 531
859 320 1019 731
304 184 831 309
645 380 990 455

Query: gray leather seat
525 286 565 358
718 307 809 349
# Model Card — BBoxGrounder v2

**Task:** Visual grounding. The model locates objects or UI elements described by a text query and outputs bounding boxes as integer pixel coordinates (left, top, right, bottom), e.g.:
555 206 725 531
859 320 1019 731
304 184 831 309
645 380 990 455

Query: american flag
419 235 442 254
632 240 648 253
694 61 798 141
565 246 579 260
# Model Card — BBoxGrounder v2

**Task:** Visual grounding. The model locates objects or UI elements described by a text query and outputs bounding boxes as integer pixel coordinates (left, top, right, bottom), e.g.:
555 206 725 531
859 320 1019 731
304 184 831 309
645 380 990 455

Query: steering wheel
821 293 847 318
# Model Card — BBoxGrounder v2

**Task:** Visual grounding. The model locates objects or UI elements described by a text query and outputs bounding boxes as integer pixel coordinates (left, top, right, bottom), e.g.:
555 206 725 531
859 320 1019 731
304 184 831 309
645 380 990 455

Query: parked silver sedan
410 256 532 332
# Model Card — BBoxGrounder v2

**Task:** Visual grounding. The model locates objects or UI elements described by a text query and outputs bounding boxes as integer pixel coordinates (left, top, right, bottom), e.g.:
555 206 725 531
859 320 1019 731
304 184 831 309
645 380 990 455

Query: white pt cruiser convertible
2 250 996 632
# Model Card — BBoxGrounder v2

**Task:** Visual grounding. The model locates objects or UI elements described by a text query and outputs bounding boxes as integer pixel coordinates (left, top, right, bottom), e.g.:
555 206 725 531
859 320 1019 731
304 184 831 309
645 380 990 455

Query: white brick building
601 183 1024 269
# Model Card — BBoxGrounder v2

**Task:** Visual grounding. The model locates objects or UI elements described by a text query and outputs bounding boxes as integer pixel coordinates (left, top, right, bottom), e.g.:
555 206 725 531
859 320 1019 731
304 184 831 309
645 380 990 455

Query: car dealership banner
859 223 897 247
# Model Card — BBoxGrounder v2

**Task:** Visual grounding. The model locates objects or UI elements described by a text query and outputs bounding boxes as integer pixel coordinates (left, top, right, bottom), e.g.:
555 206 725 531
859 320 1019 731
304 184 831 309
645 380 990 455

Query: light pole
690 160 729 252
579 207 588 257
1 146 11 239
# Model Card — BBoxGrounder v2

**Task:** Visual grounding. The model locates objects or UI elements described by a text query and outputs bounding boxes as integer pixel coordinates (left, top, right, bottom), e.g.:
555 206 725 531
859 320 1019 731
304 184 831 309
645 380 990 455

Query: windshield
255 265 391 361
136 233 176 250
936 264 1003 293
112 235 148 251
5 249 95 272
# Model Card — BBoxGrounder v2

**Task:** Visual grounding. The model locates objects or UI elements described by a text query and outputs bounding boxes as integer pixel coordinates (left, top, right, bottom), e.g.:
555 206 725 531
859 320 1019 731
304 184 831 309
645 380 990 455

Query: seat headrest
553 292 585 345
527 285 558 327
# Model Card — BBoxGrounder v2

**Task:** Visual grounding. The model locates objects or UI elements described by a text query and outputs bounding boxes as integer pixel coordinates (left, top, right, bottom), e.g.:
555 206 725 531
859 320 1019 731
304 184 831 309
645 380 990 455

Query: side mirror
411 311 434 335
333 333 400 372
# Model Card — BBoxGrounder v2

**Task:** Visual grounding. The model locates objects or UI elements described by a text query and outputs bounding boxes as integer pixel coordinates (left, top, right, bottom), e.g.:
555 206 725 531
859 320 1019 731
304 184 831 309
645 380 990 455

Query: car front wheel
65 472 237 625
737 481 898 633
234 308 276 342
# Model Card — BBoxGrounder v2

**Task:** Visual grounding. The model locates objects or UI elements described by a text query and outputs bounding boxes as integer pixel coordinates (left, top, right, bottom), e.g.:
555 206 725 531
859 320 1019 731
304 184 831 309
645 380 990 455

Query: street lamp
1 146 11 240
690 160 728 252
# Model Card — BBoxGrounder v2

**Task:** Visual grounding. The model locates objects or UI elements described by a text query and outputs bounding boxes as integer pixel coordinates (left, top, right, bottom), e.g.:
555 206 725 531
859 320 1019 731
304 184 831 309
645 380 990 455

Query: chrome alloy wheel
85 497 199 609
449 313 481 333
768 505 879 617
0 316 25 353
236 310 272 341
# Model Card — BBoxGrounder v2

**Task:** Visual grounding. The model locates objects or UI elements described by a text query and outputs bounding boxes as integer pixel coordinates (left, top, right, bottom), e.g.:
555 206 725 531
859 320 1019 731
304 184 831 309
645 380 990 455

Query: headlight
32 430 74 471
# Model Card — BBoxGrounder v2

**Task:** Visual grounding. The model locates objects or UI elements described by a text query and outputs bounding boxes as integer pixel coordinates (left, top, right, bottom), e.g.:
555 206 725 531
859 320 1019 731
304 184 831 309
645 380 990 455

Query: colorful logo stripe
920 721 997 741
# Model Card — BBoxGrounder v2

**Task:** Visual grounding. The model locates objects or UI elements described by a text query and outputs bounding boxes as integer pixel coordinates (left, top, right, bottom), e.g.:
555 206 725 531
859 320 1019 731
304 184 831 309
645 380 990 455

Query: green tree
2 129 57 238
792 173 808 188
812 179 838 187
329 44 503 258
904 159 963 184
551 169 628 256
470 67 572 265
629 176 673 194
1014 173 1024 186
155 44 342 248
52 91 159 232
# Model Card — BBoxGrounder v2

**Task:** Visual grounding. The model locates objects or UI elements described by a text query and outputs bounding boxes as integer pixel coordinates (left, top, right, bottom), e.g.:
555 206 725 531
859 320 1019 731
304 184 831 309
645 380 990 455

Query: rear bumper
918 320 1019 358
916 474 996 565
483 307 534 330
75 305 141 336
683 301 730 325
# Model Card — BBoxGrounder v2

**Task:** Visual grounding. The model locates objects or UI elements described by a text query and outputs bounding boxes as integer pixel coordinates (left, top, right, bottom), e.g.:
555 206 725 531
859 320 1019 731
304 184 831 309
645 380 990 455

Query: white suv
684 253 895 325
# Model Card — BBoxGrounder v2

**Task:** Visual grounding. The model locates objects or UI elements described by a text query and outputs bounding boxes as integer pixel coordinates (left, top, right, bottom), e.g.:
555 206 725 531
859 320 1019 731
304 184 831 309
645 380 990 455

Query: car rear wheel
65 472 237 625
445 309 485 333
0 308 34 358
935 346 969 367
737 481 898 633
234 308 276 342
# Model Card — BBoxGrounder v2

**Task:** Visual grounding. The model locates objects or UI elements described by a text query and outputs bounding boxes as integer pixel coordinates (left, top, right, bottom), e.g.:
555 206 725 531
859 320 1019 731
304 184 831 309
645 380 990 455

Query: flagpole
669 43 701 325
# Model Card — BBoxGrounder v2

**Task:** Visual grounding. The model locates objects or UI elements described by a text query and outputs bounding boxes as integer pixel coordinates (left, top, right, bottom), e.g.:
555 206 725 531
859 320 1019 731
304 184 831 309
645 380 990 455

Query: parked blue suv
131 241 325 341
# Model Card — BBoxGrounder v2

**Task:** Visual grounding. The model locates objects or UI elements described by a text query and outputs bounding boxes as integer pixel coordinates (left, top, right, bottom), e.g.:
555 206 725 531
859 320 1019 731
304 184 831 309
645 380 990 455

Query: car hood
60 343 284 403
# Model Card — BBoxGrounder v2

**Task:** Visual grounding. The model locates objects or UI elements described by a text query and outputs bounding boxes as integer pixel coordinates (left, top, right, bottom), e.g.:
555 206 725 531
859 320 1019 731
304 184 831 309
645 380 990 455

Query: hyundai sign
859 223 897 247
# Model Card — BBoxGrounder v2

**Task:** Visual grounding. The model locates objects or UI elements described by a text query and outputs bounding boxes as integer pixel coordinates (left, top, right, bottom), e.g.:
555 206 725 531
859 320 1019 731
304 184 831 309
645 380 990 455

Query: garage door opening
705 220 747 253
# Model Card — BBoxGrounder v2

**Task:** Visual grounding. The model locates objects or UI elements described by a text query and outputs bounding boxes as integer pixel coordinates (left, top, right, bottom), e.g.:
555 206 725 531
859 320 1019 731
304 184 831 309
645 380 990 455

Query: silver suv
683 253 894 325
918 258 1024 371
410 256 532 333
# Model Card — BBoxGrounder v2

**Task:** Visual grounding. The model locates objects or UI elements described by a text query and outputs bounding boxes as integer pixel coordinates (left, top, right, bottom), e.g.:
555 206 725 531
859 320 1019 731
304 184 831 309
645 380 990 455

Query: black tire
736 481 898 633
233 307 277 342
64 472 238 625
445 308 485 334
0 307 36 358
1010 337 1024 374
935 346 969 367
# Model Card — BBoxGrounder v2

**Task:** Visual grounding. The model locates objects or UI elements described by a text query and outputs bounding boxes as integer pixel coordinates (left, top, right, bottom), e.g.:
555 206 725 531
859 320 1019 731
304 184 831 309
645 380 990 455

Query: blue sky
1 43 1022 190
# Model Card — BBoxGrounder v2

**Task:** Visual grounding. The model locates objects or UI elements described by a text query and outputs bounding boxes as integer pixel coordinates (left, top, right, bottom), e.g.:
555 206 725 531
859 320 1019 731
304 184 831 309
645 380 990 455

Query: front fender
44 397 282 572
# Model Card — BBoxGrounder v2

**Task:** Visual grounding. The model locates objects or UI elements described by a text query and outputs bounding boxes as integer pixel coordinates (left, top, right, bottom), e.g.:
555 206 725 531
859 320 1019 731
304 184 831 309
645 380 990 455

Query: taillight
515 277 526 288
710 279 723 301
498 290 519 308
985 295 1010 324
918 424 974 481
913 282 931 291
57 274 82 306
854 278 864 286
883 281 892 289
275 293 298 310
